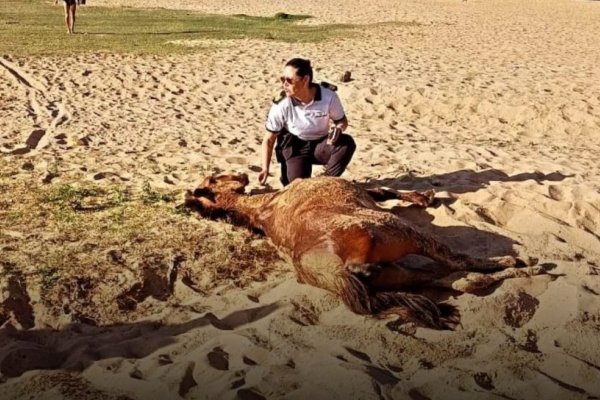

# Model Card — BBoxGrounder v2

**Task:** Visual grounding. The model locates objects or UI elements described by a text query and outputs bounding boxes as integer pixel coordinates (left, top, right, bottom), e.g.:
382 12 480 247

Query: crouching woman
258 58 356 186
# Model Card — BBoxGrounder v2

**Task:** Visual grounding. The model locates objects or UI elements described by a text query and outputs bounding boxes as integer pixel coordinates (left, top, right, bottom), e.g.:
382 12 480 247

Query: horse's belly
330 223 421 265
266 212 421 265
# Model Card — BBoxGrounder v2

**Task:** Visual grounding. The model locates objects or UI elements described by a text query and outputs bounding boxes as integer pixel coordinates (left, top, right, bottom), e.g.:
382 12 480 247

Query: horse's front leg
365 187 435 207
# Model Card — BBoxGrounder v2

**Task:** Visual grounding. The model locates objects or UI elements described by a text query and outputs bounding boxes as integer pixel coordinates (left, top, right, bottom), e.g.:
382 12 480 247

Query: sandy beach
1 0 599 398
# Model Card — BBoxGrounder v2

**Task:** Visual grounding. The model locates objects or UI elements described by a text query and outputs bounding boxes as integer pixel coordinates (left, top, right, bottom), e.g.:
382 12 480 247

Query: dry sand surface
1 0 600 399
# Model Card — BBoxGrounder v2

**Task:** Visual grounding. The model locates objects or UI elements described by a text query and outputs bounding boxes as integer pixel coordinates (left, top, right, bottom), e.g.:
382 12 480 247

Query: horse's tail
338 270 454 329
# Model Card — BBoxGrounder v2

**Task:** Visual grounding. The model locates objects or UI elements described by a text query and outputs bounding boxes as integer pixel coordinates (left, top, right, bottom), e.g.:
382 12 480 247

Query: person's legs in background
69 3 77 34
63 2 76 34
63 2 70 33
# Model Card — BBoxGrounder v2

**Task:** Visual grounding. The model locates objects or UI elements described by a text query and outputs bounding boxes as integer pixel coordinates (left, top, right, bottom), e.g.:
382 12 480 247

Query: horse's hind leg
410 229 525 272
360 251 544 294
362 261 449 291
432 265 546 293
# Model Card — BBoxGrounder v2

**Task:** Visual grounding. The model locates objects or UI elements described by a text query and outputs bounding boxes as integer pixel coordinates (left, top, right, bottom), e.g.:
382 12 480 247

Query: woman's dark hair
286 58 313 83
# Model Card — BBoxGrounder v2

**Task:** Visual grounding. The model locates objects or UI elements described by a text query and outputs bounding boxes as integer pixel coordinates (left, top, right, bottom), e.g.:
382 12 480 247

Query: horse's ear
235 176 249 193
200 176 217 188
230 174 249 193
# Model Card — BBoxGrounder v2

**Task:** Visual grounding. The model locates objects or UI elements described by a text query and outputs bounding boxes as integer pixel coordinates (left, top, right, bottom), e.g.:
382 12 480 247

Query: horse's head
185 173 250 211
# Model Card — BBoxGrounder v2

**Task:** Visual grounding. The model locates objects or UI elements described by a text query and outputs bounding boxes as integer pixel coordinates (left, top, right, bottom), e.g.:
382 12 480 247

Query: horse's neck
221 192 277 230
235 192 274 213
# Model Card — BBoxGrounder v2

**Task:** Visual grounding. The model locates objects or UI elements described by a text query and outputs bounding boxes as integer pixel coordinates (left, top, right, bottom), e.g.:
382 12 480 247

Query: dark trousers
276 132 356 186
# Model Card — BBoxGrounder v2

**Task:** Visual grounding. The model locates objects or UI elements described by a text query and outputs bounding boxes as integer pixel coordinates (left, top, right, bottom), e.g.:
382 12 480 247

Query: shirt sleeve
329 92 346 123
265 103 285 133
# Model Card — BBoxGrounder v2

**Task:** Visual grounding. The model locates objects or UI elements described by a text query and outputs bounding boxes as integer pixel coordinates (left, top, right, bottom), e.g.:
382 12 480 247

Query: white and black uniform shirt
265 84 346 141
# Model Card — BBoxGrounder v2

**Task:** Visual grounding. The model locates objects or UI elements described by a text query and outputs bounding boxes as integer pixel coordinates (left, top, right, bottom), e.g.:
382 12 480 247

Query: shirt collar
313 83 322 101
291 83 322 107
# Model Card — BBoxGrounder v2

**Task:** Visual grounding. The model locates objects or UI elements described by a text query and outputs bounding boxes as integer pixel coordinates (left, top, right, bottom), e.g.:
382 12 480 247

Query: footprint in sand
1 145 30 155
340 346 400 388
288 300 319 326
503 291 539 328
92 171 123 181
225 156 247 165
25 129 47 150
242 355 257 366
207 346 229 371
473 372 495 390
54 133 68 145
365 365 400 386
237 388 266 400
408 388 432 400
344 346 372 363
179 362 198 397
231 376 246 389
1 272 35 329
548 185 565 201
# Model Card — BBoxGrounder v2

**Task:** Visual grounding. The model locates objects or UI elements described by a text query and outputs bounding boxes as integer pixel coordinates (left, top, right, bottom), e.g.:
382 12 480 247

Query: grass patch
0 159 285 325
39 266 60 290
141 181 177 204
0 0 353 56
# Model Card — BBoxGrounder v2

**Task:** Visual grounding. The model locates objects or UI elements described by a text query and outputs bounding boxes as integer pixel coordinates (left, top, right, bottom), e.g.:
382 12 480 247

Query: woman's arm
334 116 348 131
258 131 278 184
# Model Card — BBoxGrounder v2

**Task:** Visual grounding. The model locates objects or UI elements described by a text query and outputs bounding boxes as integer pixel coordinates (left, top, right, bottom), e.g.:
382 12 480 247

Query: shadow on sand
360 168 572 258
0 303 279 378
362 168 572 194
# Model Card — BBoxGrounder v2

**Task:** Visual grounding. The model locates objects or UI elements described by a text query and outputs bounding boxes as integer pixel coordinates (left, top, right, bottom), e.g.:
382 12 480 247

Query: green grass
0 0 354 55
0 159 285 324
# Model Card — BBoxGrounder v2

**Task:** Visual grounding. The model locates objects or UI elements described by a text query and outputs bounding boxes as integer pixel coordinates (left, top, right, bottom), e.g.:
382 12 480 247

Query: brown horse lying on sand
185 173 543 329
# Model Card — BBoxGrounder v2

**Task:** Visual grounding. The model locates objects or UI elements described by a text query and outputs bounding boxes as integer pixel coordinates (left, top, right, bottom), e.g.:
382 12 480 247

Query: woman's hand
259 131 277 185
327 126 342 145
258 168 270 185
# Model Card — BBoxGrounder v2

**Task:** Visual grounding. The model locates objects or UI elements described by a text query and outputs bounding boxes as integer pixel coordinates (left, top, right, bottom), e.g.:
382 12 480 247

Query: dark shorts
64 0 85 5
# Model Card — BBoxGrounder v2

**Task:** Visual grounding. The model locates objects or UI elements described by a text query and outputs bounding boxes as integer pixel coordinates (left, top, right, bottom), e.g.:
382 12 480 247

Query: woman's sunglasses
280 76 299 85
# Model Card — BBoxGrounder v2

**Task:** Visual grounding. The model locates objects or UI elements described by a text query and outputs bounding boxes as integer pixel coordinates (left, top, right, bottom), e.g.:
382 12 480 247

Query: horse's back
275 177 376 212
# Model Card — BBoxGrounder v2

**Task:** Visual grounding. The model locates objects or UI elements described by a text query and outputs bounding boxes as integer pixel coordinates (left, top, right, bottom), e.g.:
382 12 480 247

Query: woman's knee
285 157 311 184
338 134 356 157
